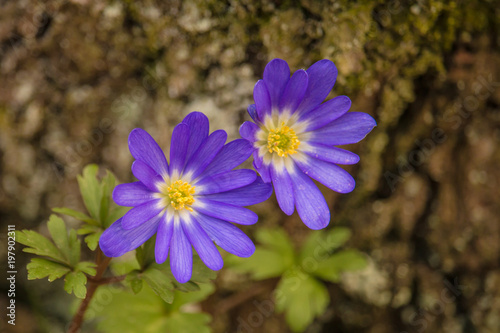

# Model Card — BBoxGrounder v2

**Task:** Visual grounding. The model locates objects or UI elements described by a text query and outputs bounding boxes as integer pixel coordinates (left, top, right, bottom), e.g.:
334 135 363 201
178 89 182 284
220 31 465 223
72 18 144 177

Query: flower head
239 59 376 230
100 112 272 283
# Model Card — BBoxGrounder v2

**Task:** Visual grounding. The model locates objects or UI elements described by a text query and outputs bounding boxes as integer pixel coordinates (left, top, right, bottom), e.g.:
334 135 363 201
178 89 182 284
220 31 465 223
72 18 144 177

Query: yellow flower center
165 180 195 211
267 122 300 157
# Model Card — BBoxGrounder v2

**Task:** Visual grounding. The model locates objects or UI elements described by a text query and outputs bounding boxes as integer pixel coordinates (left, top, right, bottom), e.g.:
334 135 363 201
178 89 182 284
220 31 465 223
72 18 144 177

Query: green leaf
76 261 97 276
52 207 98 226
85 232 102 251
77 164 102 222
126 271 144 294
105 206 129 228
91 284 212 333
142 268 175 303
147 256 214 292
300 227 352 263
167 283 215 312
67 229 81 267
173 280 200 293
136 236 156 270
77 225 103 251
47 215 70 258
227 248 290 280
77 224 100 235
91 284 167 333
188 256 217 283
64 271 87 299
255 228 295 259
16 230 67 264
99 171 116 224
275 272 329 332
227 228 295 280
313 249 368 283
27 258 70 281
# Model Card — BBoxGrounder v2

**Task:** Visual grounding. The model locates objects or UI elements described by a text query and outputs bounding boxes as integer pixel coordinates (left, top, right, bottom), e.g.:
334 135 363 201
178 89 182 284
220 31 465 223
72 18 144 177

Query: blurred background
1 0 499 332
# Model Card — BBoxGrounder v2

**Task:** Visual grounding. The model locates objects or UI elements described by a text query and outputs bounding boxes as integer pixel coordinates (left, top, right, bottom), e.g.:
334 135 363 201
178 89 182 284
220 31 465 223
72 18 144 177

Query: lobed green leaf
136 236 156 270
67 229 81 267
52 207 98 226
27 258 70 282
255 228 295 259
125 270 144 294
300 227 352 263
227 228 296 280
77 225 103 251
64 271 88 299
142 268 175 304
99 171 116 224
227 248 290 280
167 283 215 313
76 261 97 276
47 215 70 259
105 206 130 228
15 229 67 264
275 272 329 332
77 164 102 222
91 283 213 333
312 249 368 283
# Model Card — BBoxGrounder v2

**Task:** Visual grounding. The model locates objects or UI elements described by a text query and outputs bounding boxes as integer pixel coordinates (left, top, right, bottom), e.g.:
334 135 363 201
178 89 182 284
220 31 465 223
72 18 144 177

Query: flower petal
254 80 272 120
253 150 263 168
270 165 294 215
155 213 174 264
196 213 255 257
169 123 190 176
194 199 258 225
131 160 163 192
128 128 168 176
196 169 257 195
290 167 330 230
239 121 260 142
183 216 223 270
121 199 163 230
297 59 338 115
301 95 351 131
302 143 360 165
247 104 259 122
254 158 271 183
182 112 209 162
202 139 253 178
310 112 377 145
263 59 290 108
184 130 227 180
100 217 160 257
170 218 193 283
202 177 273 206
279 69 308 113
295 155 355 193
113 182 156 207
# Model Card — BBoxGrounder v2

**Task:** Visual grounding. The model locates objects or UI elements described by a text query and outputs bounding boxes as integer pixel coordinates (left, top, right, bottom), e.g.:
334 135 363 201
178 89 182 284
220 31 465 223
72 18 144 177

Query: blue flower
239 59 376 230
100 112 272 283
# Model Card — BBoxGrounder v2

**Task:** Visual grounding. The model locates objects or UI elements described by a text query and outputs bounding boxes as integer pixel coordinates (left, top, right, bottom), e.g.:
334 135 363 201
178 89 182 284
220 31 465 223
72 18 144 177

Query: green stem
67 248 112 333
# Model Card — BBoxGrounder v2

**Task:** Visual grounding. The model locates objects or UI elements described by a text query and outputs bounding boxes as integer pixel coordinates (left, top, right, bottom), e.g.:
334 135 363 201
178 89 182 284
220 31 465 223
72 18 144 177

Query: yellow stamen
267 122 300 157
165 180 195 211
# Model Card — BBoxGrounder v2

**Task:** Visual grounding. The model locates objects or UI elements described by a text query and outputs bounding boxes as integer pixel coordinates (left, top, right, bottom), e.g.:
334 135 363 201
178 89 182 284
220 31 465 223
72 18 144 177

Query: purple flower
239 59 376 230
100 112 272 283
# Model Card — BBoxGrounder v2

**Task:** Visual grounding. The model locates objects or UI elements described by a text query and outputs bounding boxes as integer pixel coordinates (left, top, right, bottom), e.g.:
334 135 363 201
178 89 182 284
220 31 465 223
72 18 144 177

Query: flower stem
67 248 112 333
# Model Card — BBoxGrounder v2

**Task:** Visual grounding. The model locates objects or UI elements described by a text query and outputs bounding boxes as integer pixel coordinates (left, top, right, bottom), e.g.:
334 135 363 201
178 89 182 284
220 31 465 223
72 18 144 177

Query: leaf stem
67 247 112 333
